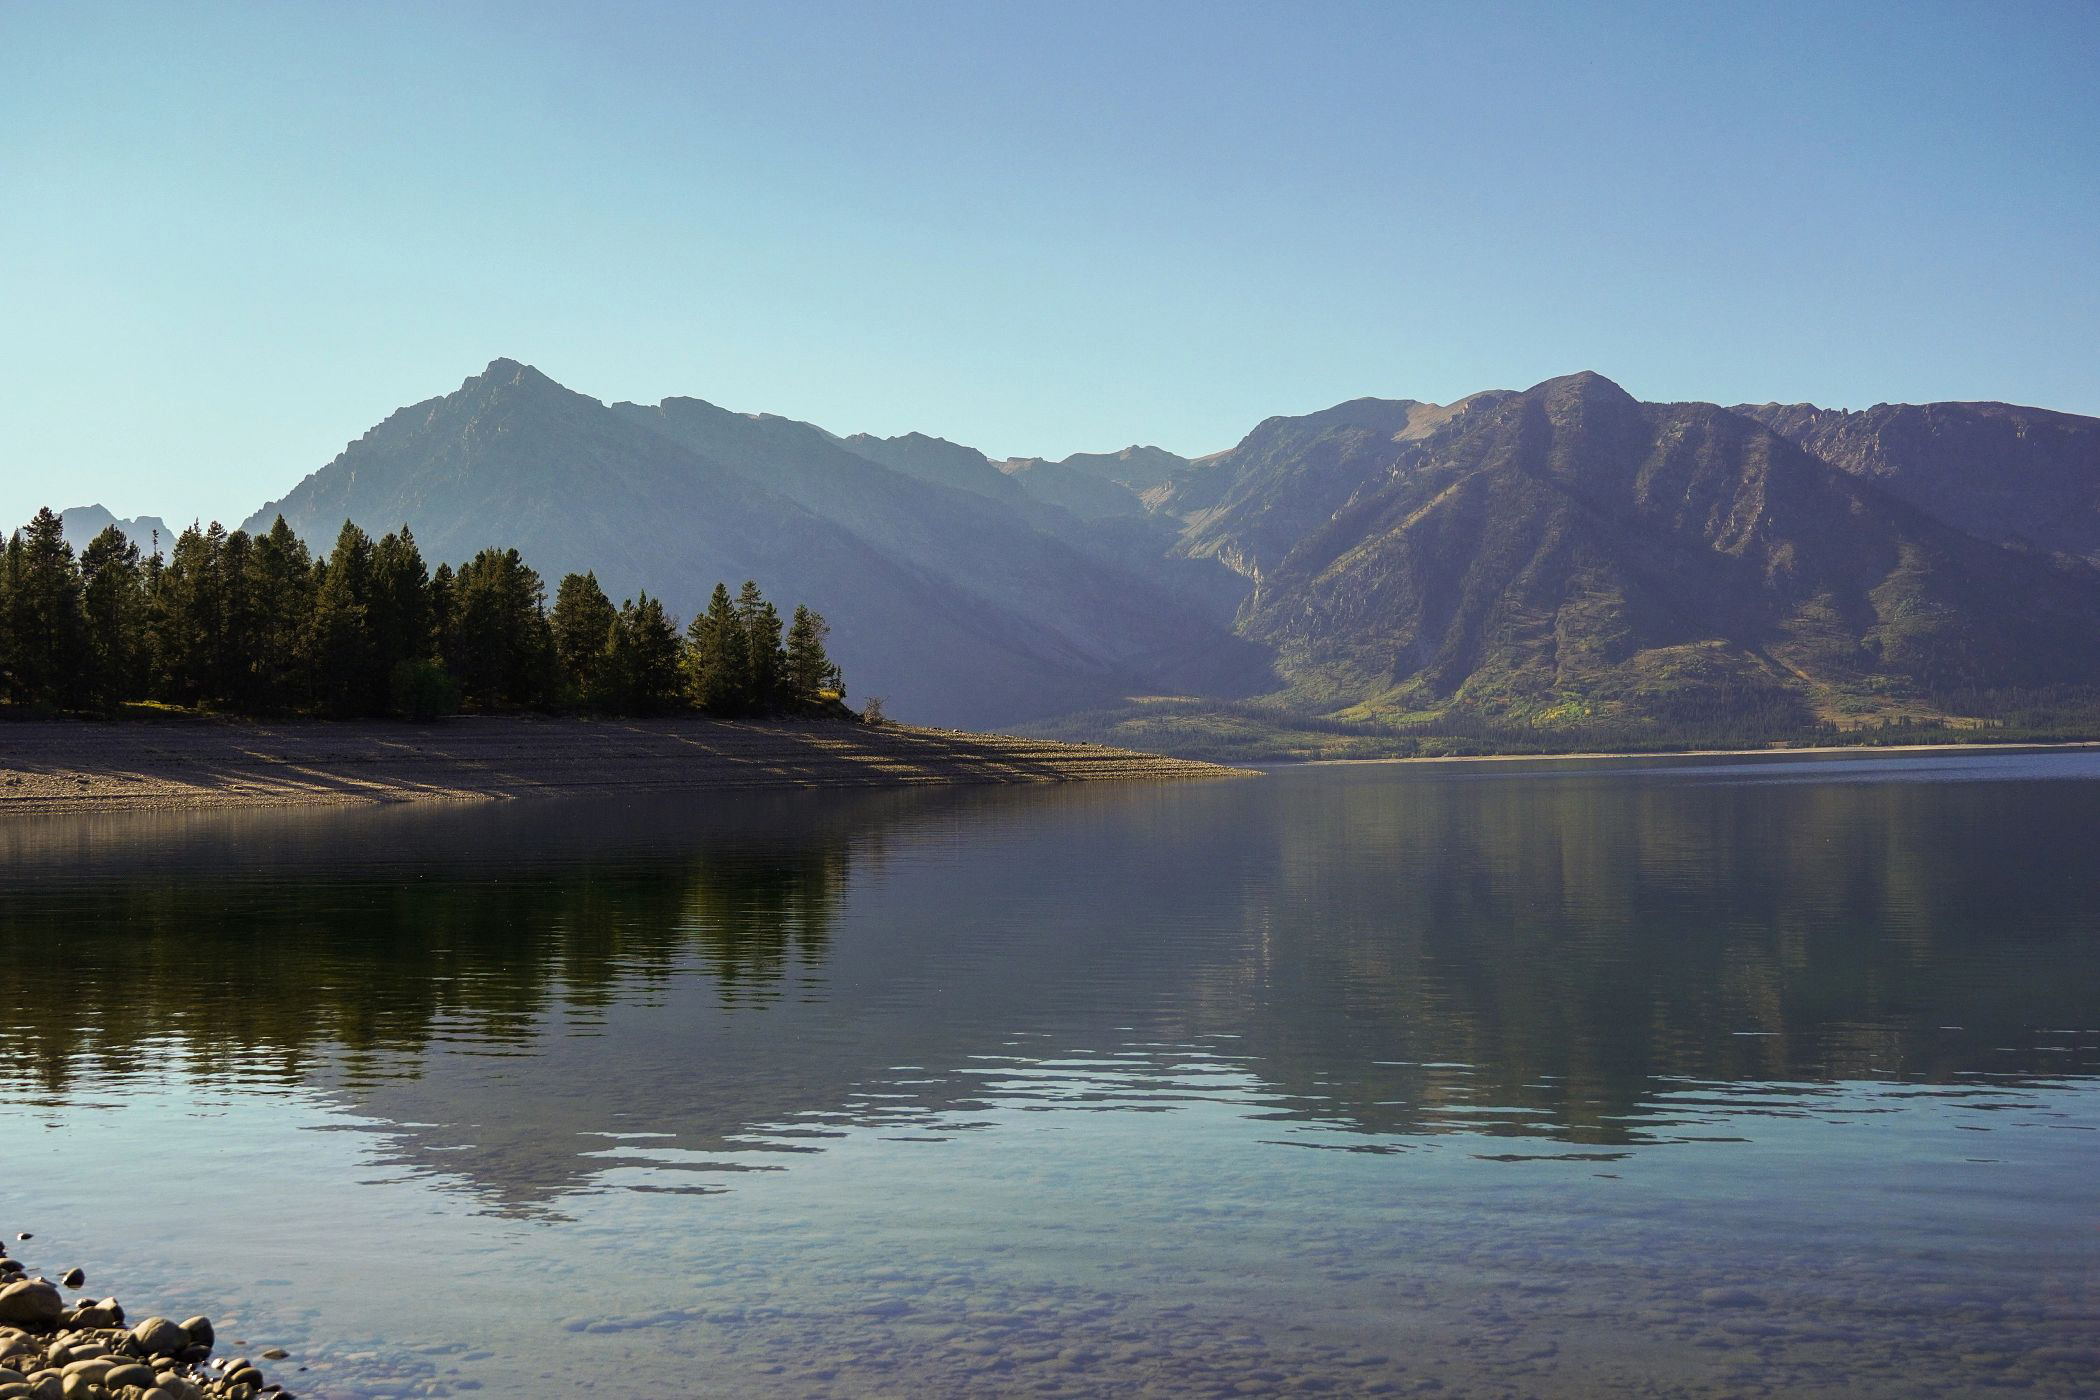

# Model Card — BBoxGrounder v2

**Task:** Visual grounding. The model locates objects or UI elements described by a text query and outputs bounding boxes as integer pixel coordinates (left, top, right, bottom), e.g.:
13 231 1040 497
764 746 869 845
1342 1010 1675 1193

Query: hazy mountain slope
246 360 1265 726
1733 399 2100 566
837 432 1025 503
825 420 1247 622
60 505 173 556
612 394 1264 688
1161 373 2100 727
996 457 1149 520
1051 445 1189 491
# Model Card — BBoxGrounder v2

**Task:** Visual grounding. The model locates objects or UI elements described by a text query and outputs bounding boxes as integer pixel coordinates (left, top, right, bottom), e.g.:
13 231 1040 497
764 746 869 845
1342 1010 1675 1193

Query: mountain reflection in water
3 751 2098 1398
6 752 2097 1203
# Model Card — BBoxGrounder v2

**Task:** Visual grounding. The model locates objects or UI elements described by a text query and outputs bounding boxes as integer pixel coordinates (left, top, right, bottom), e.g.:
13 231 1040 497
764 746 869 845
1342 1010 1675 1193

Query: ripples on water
4 750 2100 1397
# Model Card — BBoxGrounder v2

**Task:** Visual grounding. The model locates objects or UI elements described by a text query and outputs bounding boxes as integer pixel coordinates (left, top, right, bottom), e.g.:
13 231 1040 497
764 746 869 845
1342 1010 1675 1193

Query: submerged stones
0 1241 289 1400
57 1275 82 1293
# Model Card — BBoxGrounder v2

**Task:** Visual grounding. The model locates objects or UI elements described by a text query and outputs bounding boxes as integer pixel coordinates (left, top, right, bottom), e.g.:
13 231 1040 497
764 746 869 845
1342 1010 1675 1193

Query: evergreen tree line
0 508 845 720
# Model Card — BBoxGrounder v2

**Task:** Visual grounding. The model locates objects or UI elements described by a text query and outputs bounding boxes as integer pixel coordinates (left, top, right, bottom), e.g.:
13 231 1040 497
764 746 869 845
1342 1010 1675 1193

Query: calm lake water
4 750 2099 1397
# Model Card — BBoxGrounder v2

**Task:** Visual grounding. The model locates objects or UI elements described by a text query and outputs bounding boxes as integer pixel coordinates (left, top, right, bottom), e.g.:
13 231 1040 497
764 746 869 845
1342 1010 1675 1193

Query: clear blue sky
4 0 2097 529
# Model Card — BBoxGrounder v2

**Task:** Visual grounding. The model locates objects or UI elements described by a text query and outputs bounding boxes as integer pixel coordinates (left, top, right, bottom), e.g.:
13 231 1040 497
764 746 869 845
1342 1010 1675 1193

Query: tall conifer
552 571 619 706
79 525 146 705
686 582 748 715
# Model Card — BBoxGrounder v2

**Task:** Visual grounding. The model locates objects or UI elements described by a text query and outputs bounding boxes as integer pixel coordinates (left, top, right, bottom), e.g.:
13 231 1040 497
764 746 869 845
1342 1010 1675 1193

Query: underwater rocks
0 1239 288 1400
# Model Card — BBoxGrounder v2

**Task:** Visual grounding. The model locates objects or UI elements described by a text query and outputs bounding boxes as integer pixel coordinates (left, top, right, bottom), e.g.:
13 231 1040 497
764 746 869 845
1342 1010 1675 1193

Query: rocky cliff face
1156 374 2100 725
1734 399 2100 566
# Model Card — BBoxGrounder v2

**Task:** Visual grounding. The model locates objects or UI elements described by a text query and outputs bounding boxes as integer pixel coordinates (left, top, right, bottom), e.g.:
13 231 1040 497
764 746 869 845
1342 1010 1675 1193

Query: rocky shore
0 716 1249 813
0 1239 286 1400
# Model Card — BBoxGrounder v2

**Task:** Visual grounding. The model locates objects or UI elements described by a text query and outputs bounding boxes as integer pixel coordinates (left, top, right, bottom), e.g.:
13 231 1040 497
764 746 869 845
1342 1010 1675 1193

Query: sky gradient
4 0 2097 530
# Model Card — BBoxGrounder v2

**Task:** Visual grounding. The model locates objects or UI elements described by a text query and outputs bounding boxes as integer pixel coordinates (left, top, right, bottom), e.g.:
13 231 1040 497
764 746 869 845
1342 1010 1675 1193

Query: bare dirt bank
0 717 1249 812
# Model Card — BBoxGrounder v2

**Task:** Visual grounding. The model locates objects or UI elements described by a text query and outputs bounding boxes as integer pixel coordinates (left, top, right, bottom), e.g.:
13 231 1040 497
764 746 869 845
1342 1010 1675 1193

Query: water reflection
5 753 2100 1199
3 752 2099 1397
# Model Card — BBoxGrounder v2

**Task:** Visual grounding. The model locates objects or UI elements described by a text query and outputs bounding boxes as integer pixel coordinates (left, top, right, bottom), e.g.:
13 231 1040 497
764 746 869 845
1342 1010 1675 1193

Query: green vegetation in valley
0 506 845 721
1027 694 2100 763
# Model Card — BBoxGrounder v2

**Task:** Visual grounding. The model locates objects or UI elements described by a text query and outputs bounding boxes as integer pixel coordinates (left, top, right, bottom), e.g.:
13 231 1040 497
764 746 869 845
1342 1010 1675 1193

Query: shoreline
1298 738 2100 767
1 1237 281 1400
0 716 1249 814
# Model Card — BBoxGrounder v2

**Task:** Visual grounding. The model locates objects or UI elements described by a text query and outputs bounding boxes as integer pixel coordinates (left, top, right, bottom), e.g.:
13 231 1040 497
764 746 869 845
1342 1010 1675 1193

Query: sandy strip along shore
0 717 1249 813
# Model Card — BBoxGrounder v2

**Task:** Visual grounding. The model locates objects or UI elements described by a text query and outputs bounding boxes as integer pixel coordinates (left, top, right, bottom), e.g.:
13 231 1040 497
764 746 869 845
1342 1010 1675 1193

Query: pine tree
247 516 315 711
429 562 455 650
307 521 377 715
737 579 786 711
370 526 434 677
79 525 147 705
615 592 684 714
444 548 553 709
551 571 619 707
0 530 20 701
215 526 257 708
686 582 749 715
148 523 221 705
784 604 840 709
3 510 87 706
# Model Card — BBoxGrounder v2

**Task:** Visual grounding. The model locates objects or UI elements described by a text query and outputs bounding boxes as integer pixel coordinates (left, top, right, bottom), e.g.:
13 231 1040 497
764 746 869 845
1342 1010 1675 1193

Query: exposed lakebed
3 751 2097 1397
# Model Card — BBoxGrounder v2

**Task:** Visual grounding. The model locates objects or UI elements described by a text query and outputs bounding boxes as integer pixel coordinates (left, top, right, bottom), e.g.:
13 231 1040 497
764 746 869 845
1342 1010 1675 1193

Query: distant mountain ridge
137 357 2094 744
60 505 173 557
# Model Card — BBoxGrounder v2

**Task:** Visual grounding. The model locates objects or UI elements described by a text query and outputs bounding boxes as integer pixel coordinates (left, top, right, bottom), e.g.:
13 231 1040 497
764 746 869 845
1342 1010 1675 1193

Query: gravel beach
0 717 1247 813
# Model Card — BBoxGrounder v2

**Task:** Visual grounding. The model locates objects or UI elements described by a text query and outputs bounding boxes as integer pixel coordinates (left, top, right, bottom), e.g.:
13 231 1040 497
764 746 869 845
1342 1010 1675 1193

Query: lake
3 750 2098 1397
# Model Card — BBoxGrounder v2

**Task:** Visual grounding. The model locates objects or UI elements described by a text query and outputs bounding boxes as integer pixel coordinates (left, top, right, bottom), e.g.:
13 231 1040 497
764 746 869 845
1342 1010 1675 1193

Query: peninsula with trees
0 507 1241 809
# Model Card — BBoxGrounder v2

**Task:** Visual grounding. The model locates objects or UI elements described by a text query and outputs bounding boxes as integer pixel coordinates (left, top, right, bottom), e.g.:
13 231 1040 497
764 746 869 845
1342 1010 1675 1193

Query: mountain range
65 361 2100 750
